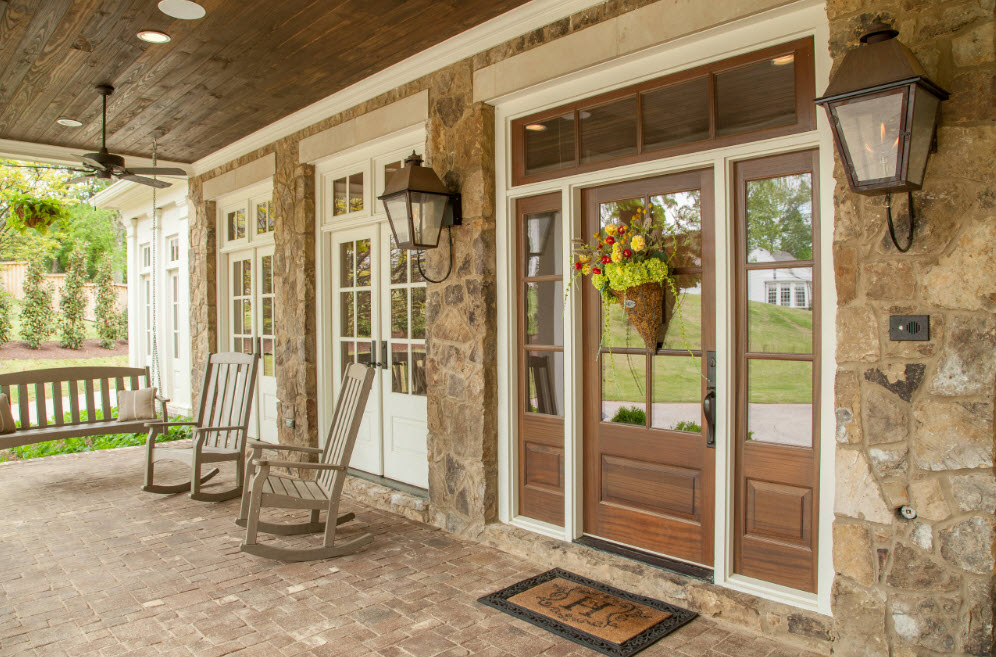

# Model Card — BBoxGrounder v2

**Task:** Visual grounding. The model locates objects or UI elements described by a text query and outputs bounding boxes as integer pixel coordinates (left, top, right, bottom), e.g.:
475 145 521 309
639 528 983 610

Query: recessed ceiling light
56 118 83 128
525 123 548 132
137 29 172 43
772 54 795 66
158 0 206 20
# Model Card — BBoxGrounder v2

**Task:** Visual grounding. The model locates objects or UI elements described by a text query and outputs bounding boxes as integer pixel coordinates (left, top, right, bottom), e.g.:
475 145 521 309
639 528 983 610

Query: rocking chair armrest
155 394 171 403
145 420 198 428
247 440 323 454
251 459 346 471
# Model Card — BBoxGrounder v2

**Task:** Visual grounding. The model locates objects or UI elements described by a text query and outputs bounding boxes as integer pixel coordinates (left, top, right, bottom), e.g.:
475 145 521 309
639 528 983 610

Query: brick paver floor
0 447 822 657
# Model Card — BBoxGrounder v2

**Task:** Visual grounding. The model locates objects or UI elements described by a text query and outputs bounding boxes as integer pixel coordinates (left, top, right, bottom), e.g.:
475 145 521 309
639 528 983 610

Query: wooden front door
582 169 715 567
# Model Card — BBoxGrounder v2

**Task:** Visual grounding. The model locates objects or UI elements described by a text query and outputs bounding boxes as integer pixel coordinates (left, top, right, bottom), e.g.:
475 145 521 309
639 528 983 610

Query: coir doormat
478 568 697 657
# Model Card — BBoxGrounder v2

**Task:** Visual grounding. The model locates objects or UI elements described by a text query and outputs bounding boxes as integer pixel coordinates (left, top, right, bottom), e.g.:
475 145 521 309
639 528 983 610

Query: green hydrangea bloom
589 259 667 296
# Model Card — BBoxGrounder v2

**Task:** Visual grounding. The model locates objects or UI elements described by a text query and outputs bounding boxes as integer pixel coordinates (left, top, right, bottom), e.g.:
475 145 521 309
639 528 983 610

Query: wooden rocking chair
237 363 375 561
143 352 259 502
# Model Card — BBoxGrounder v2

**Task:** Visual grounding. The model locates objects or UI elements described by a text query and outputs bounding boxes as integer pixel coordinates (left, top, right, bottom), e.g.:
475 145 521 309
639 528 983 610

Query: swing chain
149 140 163 392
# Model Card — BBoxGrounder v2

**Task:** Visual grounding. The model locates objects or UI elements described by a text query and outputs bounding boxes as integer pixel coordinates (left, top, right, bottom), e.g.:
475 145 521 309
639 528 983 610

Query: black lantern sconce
378 151 462 282
815 23 948 252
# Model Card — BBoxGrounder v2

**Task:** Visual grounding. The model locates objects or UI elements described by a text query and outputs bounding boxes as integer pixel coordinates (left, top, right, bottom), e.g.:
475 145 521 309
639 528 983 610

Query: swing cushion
0 394 15 434
117 388 158 422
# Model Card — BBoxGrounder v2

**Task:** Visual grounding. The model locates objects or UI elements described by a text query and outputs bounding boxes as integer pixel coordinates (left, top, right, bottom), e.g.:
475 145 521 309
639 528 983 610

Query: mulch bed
0 338 129 360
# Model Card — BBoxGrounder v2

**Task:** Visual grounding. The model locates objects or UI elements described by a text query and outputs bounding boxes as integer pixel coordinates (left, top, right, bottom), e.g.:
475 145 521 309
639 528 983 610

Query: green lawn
601 293 813 404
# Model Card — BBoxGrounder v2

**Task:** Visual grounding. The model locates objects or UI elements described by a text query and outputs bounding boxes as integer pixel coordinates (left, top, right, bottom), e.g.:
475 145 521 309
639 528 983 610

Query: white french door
227 246 278 442
329 221 428 488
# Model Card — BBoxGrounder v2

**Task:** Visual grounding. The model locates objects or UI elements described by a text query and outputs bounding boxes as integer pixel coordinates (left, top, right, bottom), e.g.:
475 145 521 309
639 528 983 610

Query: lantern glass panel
833 89 904 183
410 191 448 248
906 87 941 187
384 194 411 245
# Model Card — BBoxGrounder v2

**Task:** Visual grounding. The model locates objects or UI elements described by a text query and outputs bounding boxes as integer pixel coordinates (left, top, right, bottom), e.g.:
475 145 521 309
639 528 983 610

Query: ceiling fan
65 84 187 189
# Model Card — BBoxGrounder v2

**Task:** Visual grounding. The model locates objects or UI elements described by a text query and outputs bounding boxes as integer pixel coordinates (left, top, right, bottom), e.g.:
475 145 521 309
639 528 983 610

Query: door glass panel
748 359 812 446
256 201 272 235
524 210 561 276
716 57 796 136
746 173 813 261
242 260 252 296
262 255 273 294
391 289 408 338
233 301 242 334
349 173 364 213
341 342 355 378
411 344 427 396
340 293 354 337
356 291 372 338
524 114 575 177
650 190 701 268
262 338 274 376
652 356 702 432
525 281 563 346
242 300 252 334
602 302 645 349
660 272 702 350
601 353 646 425
747 270 812 353
356 239 372 286
262 298 273 334
580 97 638 164
390 235 408 284
599 197 644 229
411 288 426 340
525 351 563 417
233 260 242 295
333 177 347 215
391 344 409 394
340 242 354 286
642 77 710 151
356 341 374 367
411 255 425 283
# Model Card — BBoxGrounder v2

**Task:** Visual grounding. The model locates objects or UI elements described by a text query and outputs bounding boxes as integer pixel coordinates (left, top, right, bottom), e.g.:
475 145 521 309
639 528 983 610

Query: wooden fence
0 261 127 322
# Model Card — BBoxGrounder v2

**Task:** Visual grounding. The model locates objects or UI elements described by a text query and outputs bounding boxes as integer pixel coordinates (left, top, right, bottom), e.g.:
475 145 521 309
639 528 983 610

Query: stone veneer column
827 3 995 656
423 61 499 536
187 180 216 406
273 147 318 449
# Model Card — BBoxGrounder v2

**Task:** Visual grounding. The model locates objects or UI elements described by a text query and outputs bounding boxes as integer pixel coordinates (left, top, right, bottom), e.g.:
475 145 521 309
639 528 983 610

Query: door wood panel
582 169 715 566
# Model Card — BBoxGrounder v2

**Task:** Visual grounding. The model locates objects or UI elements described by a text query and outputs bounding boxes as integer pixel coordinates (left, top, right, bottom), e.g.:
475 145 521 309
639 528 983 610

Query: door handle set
704 350 716 448
370 340 389 370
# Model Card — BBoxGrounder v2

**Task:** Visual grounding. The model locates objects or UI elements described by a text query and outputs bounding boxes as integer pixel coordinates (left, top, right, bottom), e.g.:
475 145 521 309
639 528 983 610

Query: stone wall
827 1 995 655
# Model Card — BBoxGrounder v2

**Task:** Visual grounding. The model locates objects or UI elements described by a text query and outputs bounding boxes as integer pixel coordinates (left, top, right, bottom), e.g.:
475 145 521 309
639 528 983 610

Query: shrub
20 258 54 348
0 282 13 345
94 257 118 349
610 406 646 425
117 308 128 340
672 420 702 433
59 241 89 349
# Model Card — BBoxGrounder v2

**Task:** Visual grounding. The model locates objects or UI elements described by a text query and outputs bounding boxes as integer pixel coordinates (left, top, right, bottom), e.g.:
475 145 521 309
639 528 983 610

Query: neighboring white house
92 180 193 416
747 247 813 309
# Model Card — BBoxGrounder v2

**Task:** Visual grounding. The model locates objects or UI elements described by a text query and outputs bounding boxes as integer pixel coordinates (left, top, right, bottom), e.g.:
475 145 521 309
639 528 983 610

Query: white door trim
494 1 836 614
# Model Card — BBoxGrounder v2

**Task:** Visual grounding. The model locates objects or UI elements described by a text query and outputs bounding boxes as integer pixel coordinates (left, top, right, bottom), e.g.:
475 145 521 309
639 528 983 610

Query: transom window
511 37 815 185
167 236 180 263
224 190 274 245
332 172 364 216
256 201 274 235
141 244 151 269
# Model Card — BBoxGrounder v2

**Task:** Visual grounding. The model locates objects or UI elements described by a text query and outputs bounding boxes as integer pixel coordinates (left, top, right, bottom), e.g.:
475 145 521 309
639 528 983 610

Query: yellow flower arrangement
630 235 646 252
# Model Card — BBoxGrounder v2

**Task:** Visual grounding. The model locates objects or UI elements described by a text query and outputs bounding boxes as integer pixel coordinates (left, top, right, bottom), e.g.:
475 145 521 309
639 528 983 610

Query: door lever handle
703 389 716 448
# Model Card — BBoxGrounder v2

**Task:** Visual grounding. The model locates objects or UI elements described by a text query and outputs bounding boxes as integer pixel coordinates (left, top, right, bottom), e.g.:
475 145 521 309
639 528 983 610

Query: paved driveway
0 447 820 657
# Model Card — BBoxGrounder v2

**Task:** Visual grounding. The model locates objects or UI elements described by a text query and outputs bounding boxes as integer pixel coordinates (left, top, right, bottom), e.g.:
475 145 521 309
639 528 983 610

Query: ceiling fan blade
125 167 187 177
119 173 171 189
81 154 108 171
66 174 97 185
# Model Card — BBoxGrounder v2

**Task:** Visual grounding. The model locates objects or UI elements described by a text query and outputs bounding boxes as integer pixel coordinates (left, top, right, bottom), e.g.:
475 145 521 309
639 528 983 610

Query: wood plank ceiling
0 0 532 163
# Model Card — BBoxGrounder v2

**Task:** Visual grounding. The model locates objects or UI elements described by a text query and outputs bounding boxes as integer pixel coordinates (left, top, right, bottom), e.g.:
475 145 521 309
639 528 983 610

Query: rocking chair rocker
143 352 259 501
237 363 375 561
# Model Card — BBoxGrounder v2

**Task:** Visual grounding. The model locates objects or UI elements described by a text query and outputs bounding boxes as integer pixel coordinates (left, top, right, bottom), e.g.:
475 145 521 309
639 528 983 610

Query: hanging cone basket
611 281 676 351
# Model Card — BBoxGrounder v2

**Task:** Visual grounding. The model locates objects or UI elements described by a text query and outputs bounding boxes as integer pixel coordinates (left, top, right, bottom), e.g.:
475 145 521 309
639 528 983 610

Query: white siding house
92 180 193 416
747 247 813 309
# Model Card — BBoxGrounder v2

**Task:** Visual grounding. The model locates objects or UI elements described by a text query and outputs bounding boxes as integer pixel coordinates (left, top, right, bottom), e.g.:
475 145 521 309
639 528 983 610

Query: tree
59 241 89 349
0 281 12 346
745 175 813 261
94 257 119 349
20 258 54 348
